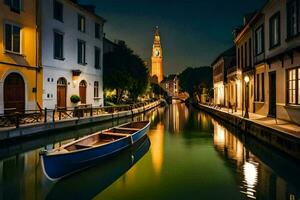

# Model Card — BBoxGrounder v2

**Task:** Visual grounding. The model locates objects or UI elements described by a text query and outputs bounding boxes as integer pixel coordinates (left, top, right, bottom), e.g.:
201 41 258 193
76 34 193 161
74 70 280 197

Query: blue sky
80 0 266 75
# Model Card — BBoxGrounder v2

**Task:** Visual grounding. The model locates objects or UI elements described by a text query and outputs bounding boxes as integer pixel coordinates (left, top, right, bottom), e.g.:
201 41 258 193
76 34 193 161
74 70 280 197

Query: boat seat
75 144 93 149
115 127 140 131
102 132 131 137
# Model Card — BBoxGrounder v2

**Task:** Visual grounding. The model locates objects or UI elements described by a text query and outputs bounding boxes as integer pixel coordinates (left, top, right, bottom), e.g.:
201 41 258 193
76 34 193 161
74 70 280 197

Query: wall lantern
72 70 82 87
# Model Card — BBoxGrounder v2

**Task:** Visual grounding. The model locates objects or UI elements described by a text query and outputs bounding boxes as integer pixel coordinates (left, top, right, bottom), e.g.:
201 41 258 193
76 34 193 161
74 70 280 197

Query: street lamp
244 75 250 118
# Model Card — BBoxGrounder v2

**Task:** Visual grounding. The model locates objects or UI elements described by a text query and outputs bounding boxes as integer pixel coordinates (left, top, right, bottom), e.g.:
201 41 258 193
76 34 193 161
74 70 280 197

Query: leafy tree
103 41 148 103
178 66 213 96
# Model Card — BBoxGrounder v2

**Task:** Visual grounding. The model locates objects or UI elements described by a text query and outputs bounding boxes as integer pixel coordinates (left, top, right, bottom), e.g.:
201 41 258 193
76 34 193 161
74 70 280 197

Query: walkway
200 104 300 139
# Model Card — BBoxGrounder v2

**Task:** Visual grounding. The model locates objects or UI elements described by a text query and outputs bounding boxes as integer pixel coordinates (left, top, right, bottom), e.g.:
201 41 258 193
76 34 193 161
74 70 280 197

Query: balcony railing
0 99 159 128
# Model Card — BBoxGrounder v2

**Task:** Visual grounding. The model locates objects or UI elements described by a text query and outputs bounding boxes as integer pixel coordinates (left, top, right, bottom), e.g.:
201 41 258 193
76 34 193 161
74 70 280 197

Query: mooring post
44 108 47 123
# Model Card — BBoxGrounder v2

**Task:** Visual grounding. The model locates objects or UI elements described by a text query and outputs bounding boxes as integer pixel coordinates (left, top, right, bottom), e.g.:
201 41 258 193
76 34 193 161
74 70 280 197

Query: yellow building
0 0 42 114
151 26 163 83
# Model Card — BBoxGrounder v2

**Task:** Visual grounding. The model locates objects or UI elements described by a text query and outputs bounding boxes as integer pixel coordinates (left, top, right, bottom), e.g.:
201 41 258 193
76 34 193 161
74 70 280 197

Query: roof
66 0 106 23
211 46 236 67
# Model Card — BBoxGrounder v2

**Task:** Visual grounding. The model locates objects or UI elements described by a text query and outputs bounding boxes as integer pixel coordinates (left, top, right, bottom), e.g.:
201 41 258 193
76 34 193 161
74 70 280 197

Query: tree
103 41 148 103
178 66 213 96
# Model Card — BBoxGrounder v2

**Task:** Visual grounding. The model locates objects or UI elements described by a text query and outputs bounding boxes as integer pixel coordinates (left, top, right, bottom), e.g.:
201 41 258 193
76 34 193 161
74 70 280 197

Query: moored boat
40 121 150 181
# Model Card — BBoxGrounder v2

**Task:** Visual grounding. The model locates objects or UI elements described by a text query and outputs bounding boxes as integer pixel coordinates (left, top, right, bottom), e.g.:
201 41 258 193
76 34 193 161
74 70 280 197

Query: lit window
287 68 300 104
5 23 21 53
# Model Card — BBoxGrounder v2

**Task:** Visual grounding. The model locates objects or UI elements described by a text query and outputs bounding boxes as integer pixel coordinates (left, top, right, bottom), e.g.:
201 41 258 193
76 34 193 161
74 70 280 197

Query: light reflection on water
0 103 299 200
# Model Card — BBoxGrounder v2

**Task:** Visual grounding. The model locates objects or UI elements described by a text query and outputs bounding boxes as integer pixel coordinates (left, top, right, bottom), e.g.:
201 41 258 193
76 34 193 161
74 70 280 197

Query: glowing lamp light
244 75 250 83
72 79 77 87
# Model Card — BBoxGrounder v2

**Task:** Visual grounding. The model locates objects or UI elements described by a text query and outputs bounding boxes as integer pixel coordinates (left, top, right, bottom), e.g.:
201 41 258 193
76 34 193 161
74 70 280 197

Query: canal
0 103 299 200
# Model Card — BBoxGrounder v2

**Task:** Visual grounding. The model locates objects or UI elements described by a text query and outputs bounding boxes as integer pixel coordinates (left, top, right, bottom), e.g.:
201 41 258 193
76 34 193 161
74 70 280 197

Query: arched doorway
79 80 87 104
57 77 67 108
4 73 25 113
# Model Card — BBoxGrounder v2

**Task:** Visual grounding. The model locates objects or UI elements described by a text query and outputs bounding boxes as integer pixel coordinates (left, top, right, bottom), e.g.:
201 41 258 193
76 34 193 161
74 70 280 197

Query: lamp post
244 75 250 118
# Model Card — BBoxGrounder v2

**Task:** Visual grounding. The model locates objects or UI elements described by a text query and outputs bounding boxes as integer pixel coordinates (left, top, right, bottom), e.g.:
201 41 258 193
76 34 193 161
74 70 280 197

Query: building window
255 25 264 55
287 0 300 38
245 42 248 68
4 23 21 53
237 48 241 68
241 45 244 69
270 12 280 48
4 0 22 13
94 47 101 69
256 74 260 101
95 23 101 39
94 81 99 98
78 14 85 32
54 31 64 60
53 0 63 22
78 40 86 64
249 38 252 67
287 67 300 105
261 73 265 101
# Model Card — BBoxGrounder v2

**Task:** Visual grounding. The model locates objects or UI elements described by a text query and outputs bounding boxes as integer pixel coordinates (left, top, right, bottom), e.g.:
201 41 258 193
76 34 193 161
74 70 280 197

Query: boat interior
62 121 149 152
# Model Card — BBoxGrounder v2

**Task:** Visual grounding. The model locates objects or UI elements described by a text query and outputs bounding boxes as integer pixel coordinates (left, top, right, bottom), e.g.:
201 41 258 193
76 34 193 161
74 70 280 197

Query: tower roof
153 26 161 46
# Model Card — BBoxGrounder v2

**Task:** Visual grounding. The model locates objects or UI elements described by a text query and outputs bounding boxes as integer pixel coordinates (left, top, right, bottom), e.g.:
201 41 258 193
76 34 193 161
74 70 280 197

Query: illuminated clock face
155 49 160 57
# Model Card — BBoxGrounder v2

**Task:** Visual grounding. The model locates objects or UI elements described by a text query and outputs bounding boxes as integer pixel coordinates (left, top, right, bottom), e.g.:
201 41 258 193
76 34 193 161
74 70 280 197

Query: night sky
79 0 266 75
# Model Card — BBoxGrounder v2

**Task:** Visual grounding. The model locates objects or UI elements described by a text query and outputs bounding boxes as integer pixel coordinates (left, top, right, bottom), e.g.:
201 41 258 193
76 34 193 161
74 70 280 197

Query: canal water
0 103 299 200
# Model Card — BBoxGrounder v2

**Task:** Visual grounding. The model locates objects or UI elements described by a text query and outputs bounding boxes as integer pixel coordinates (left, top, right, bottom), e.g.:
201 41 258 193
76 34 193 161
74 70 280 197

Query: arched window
94 81 99 98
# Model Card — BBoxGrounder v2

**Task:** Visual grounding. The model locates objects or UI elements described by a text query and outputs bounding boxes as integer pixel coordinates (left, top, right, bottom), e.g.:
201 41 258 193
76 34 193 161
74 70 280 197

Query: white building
40 0 105 109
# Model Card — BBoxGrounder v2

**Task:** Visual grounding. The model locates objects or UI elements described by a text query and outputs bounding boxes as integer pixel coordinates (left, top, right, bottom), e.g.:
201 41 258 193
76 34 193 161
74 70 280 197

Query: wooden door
268 72 276 117
79 80 87 104
57 78 67 108
4 73 25 113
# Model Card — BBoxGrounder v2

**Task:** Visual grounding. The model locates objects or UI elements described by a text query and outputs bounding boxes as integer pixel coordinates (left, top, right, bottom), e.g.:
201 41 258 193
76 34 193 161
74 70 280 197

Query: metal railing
0 99 160 128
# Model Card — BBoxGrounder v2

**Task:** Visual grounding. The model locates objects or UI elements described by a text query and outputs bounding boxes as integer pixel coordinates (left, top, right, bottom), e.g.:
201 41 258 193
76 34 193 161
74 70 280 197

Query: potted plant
70 95 80 105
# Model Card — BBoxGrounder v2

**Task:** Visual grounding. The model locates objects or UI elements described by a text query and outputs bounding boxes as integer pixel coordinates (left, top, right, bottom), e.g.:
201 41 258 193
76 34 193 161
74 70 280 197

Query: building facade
211 47 236 107
253 0 300 124
40 0 105 109
234 13 258 115
161 75 179 97
151 26 163 83
0 0 43 114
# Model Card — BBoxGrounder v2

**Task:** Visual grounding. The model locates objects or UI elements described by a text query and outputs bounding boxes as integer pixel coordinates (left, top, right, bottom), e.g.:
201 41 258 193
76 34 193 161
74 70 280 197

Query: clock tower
151 26 163 83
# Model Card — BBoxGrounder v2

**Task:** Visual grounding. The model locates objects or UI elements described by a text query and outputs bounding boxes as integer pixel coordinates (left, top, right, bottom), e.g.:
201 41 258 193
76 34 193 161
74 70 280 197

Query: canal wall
195 103 300 160
0 100 164 142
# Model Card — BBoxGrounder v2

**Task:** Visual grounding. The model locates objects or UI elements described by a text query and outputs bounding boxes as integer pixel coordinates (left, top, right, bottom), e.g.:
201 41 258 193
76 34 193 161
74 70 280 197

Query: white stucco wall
40 0 104 109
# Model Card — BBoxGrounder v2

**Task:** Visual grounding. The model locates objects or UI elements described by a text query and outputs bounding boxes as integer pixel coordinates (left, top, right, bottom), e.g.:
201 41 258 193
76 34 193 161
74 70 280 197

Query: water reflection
150 122 164 175
0 103 300 200
165 103 189 134
212 119 300 200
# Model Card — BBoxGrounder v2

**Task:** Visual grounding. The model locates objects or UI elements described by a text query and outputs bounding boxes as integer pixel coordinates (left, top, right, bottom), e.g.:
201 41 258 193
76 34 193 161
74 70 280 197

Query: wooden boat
46 137 150 199
40 121 150 181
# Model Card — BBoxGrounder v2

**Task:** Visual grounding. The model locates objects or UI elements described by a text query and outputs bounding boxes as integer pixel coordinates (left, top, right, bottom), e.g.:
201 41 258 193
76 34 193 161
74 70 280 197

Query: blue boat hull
41 121 150 180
